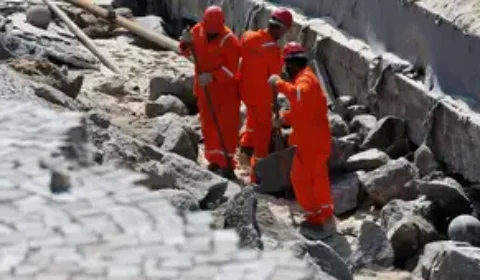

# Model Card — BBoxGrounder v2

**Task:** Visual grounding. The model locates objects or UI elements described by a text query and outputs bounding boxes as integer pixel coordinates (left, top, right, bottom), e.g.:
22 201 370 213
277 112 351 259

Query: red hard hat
270 8 293 29
283 42 307 59
202 5 225 34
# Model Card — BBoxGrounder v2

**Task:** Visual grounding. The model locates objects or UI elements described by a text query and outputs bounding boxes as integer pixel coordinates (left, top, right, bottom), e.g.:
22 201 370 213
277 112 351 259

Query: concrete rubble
1 0 480 279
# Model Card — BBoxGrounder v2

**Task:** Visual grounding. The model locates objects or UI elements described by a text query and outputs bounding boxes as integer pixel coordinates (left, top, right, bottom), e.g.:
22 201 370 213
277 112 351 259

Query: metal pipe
63 0 180 53
42 0 121 73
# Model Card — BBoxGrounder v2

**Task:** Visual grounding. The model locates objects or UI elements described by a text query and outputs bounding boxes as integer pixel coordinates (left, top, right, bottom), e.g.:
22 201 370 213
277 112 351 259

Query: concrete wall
162 0 480 183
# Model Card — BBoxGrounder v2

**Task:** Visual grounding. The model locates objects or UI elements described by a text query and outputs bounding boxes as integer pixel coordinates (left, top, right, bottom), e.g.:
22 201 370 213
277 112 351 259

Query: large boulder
149 70 196 114
334 95 356 119
223 186 263 249
360 158 419 205
448 215 480 246
361 116 410 158
155 188 200 212
329 113 349 137
413 241 480 280
145 95 188 118
254 146 296 195
331 172 363 215
345 220 394 271
328 134 359 173
350 114 377 141
346 104 368 120
290 239 354 280
413 177 473 231
380 197 440 266
414 143 439 177
346 148 390 172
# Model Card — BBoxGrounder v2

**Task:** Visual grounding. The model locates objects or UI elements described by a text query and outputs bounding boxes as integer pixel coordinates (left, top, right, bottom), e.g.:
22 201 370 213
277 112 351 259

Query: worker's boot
299 216 337 241
207 163 220 172
239 146 254 166
216 168 237 180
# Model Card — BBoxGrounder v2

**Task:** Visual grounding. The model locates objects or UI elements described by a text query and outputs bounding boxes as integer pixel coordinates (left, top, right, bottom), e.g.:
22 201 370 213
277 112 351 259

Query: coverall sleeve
280 110 292 126
212 35 241 83
276 77 328 117
268 51 284 76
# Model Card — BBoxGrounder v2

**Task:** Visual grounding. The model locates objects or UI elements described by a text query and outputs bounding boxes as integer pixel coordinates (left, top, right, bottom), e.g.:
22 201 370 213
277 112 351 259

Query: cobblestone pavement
0 100 313 279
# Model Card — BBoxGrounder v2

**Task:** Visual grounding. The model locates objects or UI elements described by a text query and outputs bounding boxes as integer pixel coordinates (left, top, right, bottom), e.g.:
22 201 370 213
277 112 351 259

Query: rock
331 172 363 215
145 95 188 118
30 82 76 108
361 116 410 158
328 134 359 173
346 148 390 171
26 5 51 29
156 189 200 212
8 58 84 99
414 177 473 230
413 241 480 280
130 16 168 48
290 239 353 280
346 220 394 271
149 72 196 114
335 95 356 119
448 215 480 246
223 186 263 249
380 197 435 231
414 143 439 176
94 76 129 96
254 146 296 195
87 110 111 129
329 113 349 137
360 157 419 205
350 114 377 140
346 104 368 120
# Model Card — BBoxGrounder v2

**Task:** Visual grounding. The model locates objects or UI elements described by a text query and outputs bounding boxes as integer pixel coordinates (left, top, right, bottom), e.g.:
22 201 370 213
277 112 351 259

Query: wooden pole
42 0 122 74
63 0 181 53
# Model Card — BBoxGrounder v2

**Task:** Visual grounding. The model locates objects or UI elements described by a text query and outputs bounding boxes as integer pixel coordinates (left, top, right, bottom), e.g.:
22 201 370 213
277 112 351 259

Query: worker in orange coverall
268 42 335 239
179 5 240 179
237 7 293 183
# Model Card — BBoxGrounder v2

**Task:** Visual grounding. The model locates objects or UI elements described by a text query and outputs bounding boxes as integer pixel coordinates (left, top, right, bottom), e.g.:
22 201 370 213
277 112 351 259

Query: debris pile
0 1 479 280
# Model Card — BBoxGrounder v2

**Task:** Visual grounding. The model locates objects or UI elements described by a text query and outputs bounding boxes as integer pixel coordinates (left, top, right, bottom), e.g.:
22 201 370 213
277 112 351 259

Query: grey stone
413 241 480 280
349 114 377 141
87 111 111 129
330 172 363 215
347 221 394 271
254 146 296 195
448 215 480 246
346 148 390 171
346 104 368 120
129 16 168 48
360 157 419 205
380 197 435 231
414 177 473 230
26 5 51 29
334 95 356 119
145 95 188 118
94 77 129 97
328 134 359 173
328 113 349 137
414 143 439 176
156 189 200 212
291 239 353 280
361 116 410 158
223 186 263 249
149 71 196 114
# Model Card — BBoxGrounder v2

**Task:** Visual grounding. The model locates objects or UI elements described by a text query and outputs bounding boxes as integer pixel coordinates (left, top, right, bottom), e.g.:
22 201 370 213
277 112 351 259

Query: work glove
180 27 193 44
198 73 213 87
268 74 281 88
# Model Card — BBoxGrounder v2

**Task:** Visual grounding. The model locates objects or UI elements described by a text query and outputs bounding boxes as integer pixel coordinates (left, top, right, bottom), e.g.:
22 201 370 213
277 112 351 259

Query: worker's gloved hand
180 27 193 44
268 74 281 87
198 73 213 86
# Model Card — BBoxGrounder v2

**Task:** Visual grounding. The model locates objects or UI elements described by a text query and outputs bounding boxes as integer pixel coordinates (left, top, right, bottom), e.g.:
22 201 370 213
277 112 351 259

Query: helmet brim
269 18 286 28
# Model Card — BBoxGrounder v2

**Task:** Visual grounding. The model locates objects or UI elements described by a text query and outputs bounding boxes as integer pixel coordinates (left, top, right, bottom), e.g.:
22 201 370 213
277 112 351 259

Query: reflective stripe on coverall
237 29 283 181
179 24 240 168
275 67 334 225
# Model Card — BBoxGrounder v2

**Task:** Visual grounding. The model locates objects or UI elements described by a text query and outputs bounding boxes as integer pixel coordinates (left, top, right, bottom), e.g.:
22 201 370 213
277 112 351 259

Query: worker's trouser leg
291 147 334 225
245 105 272 183
240 109 255 149
197 87 239 169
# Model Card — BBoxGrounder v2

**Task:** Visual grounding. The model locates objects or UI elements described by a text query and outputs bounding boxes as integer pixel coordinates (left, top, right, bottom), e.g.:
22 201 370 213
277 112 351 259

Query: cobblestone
0 100 314 279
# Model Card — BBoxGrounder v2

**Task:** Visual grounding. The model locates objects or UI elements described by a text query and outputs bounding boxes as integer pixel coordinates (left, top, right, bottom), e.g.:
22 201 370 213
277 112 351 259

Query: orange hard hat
202 5 225 34
283 42 307 59
270 8 293 29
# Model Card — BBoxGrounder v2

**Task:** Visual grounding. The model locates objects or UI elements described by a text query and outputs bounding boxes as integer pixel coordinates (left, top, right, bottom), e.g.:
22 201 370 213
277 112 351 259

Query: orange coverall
275 67 334 225
179 24 240 168
238 29 283 177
